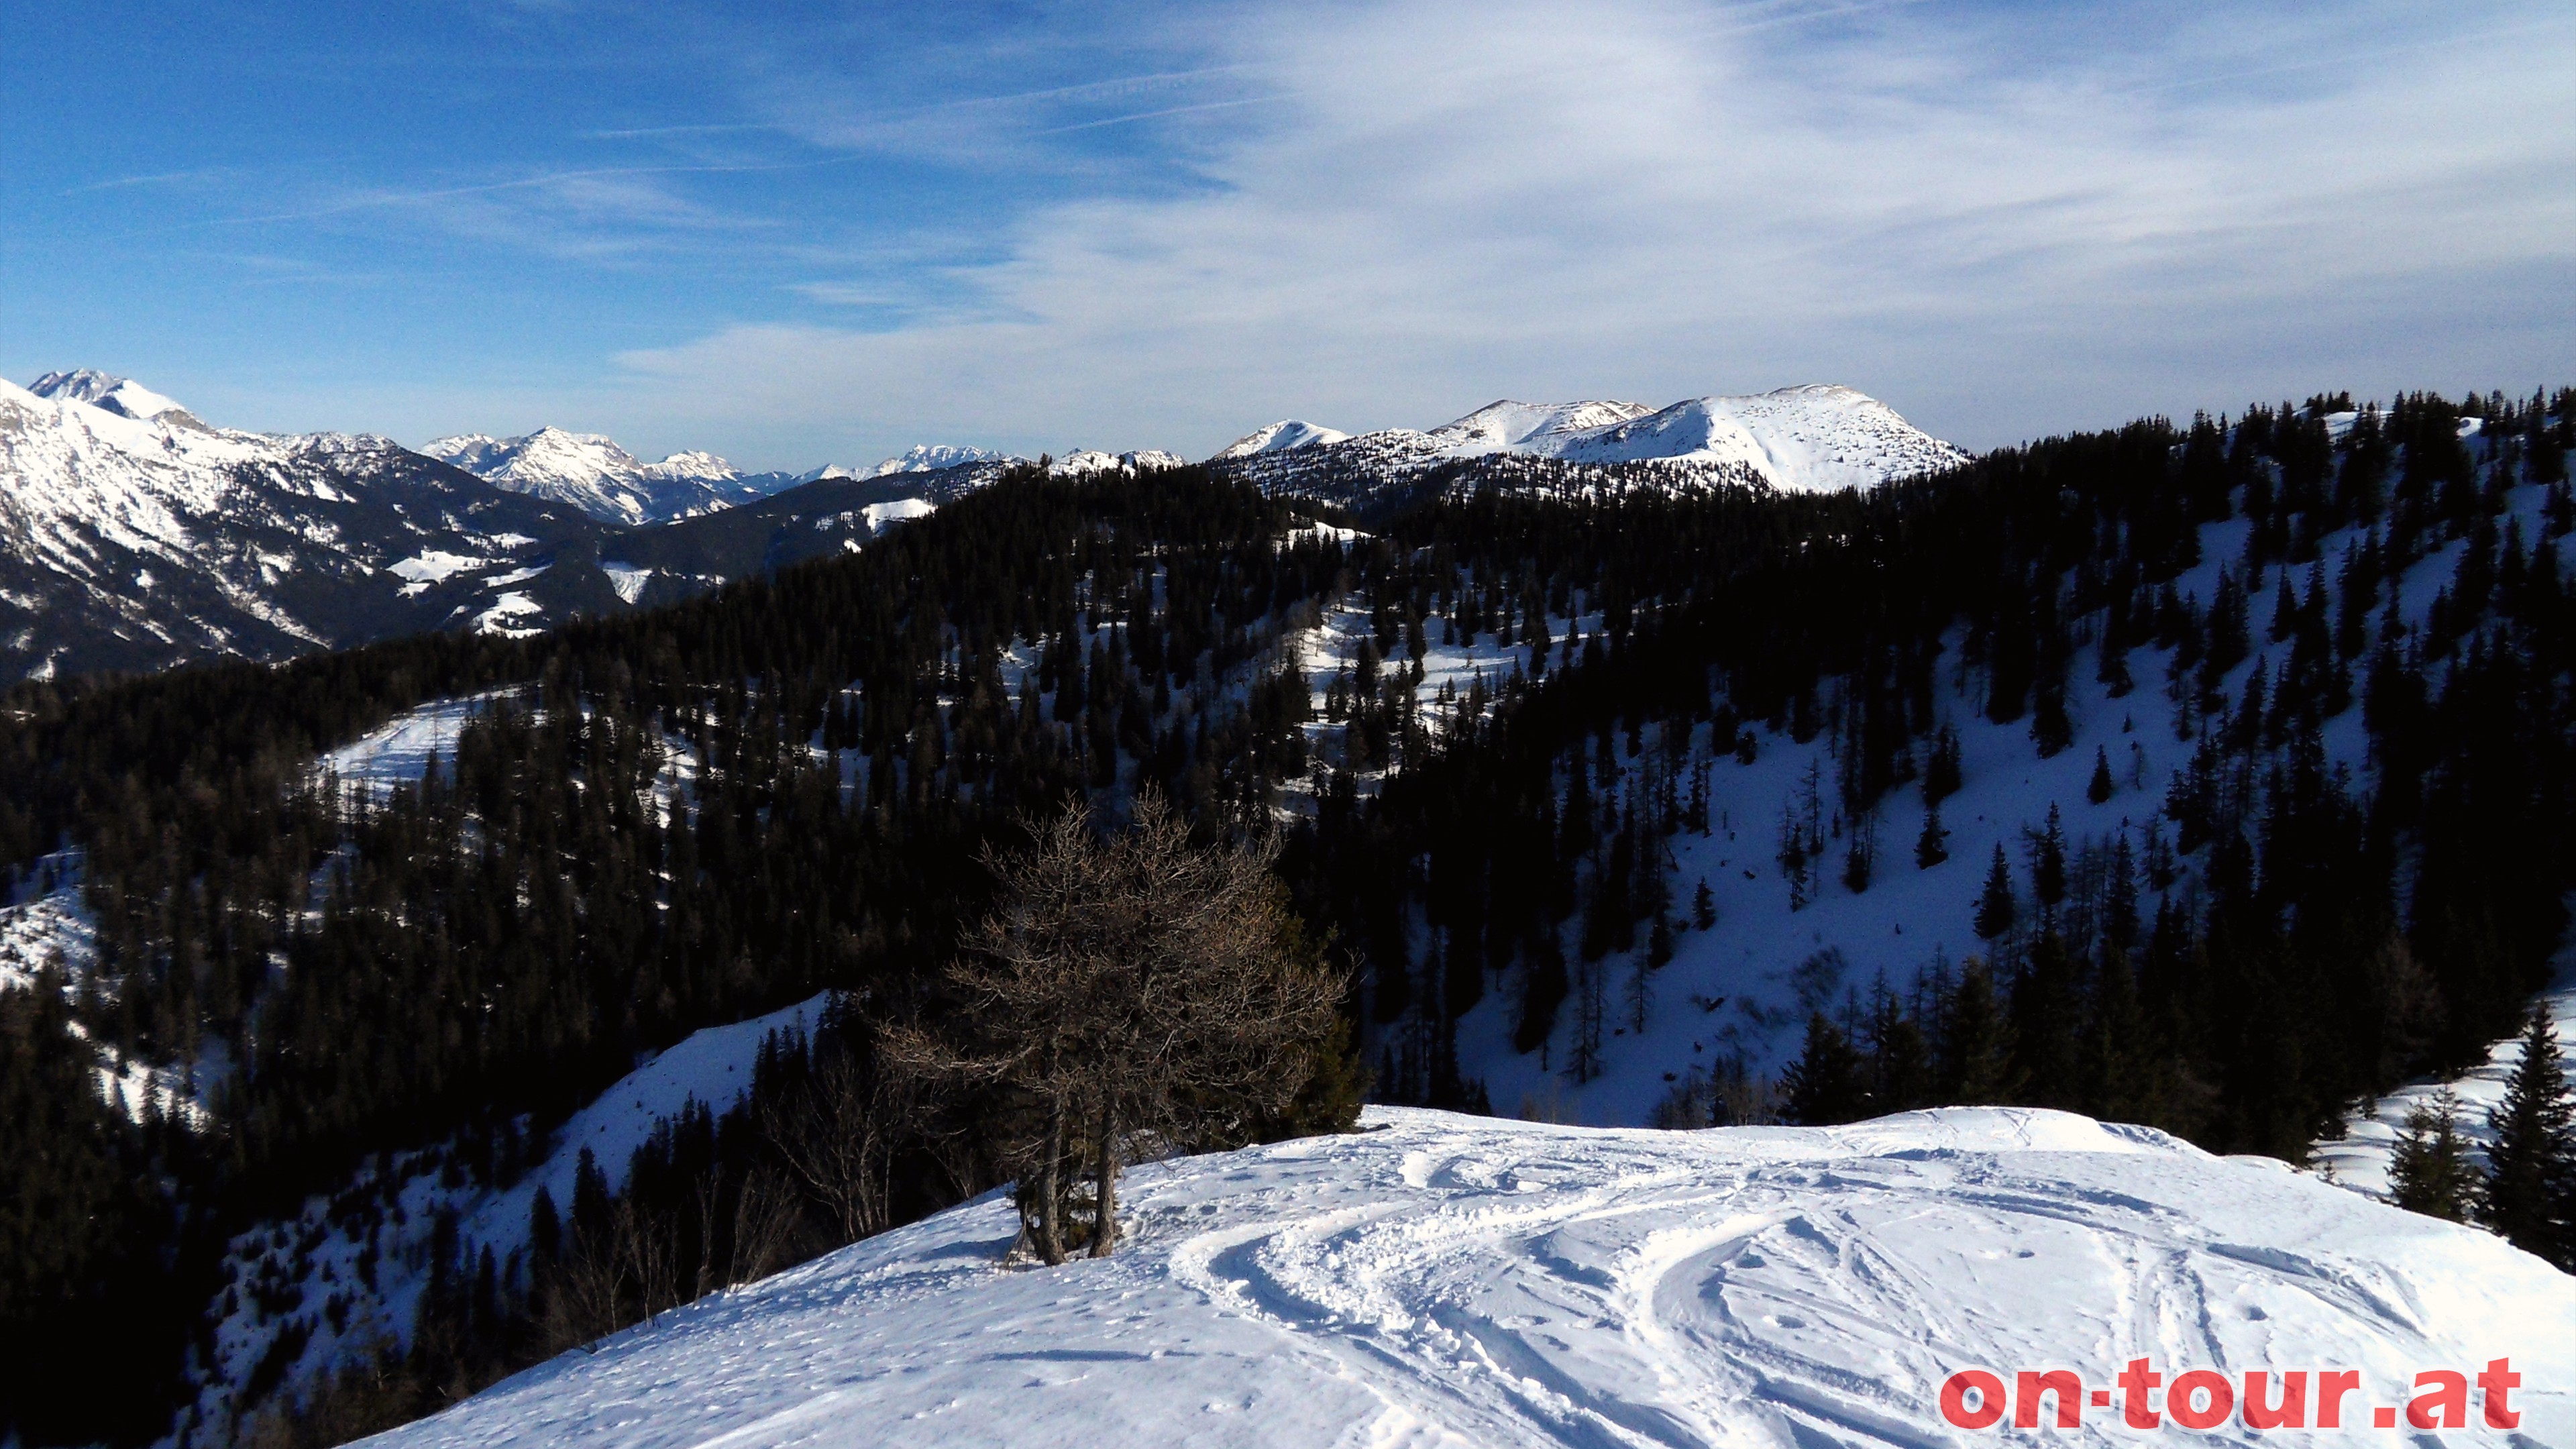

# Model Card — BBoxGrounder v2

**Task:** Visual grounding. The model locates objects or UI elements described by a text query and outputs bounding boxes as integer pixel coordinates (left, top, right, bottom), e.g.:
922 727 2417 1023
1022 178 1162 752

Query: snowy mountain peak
1049 448 1185 476
1213 384 1970 504
422 426 639 482
637 449 741 483
867 443 1008 477
1427 397 1660 454
1217 419 1351 458
28 369 194 424
0 378 619 680
421 427 753 525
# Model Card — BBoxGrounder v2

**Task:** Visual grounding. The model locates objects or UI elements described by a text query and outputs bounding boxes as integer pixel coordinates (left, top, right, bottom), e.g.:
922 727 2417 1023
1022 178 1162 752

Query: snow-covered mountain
610 455 1026 586
0 376 1045 680
1216 419 1350 458
358 1105 2575 1448
421 427 778 526
788 445 1014 484
29 367 199 425
1215 385 1970 510
1051 447 1187 475
869 443 1010 476
0 374 620 678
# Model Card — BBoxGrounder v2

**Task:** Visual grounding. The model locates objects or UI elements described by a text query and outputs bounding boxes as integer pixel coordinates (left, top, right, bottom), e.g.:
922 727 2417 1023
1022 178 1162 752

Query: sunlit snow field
362 1105 2573 1448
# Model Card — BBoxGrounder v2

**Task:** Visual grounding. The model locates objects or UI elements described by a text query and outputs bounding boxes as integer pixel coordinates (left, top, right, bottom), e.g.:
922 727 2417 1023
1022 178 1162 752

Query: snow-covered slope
0 374 619 678
1053 447 1187 475
364 1106 2573 1448
1218 420 1350 458
422 427 770 526
30 367 197 425
2317 974 2576 1199
187 991 833 1434
1215 386 1968 509
1275 417 2572 1134
867 443 1010 476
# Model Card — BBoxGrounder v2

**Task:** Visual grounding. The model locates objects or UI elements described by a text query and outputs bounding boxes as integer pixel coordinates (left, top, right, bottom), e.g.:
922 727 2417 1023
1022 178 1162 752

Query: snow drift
362 1106 2572 1447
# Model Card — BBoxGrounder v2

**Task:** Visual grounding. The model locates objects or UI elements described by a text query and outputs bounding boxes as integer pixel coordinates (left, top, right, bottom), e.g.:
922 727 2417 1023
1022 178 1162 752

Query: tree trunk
1089 1095 1118 1258
1034 1091 1066 1265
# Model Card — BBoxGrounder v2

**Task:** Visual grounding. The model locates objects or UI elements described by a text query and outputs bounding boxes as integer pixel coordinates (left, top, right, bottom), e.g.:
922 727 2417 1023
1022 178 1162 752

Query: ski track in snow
359 1106 2575 1448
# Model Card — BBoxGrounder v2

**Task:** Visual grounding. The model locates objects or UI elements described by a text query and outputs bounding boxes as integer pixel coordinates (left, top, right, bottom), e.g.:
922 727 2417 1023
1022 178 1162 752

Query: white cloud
606 0 2576 461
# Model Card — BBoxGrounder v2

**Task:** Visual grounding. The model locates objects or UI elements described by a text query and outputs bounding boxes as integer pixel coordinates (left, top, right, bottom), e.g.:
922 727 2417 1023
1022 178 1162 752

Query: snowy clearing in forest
364 1106 2571 1448
317 694 509 799
2317 973 2576 1199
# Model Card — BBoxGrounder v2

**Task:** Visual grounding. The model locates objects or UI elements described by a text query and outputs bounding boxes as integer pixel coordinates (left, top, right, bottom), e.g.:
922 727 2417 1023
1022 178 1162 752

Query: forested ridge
0 387 2571 1443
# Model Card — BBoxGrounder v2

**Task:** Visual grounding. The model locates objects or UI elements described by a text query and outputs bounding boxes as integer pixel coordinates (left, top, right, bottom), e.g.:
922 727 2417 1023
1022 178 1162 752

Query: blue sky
5 1 2570 470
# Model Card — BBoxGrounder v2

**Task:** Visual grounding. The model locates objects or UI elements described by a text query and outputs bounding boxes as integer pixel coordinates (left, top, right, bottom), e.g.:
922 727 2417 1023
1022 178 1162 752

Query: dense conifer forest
0 387 2571 1443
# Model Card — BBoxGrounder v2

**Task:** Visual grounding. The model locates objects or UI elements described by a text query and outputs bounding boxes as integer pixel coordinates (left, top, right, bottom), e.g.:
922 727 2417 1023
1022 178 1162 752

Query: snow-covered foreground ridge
368 1107 2571 1448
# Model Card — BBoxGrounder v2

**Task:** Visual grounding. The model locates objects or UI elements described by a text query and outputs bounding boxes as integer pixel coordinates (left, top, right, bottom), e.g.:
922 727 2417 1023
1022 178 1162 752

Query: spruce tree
1943 962 2018 1104
2478 1008 2575 1267
1782 1012 1869 1125
2030 805 2069 916
2387 1091 2477 1222
2086 746 2115 804
1922 722 1962 805
2103 835 2140 953
1974 845 2015 941
1915 802 1949 869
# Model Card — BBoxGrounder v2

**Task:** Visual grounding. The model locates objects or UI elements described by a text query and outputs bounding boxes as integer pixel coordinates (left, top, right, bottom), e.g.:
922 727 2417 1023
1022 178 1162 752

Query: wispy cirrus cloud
599 0 2576 465
12 1 2567 468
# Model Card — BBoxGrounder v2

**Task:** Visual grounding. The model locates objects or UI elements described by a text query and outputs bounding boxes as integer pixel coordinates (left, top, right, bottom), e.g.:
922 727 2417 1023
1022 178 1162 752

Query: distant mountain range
1 374 617 680
418 437 1020 526
1212 385 1970 509
1 373 1965 681
419 428 793 527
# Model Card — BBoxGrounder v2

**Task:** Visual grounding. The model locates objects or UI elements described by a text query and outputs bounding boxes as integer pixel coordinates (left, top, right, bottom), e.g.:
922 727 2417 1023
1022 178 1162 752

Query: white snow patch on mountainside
386 549 493 594
495 994 830 1227
602 560 654 604
318 694 515 799
810 497 938 535
0 868 95 997
362 1106 2574 1448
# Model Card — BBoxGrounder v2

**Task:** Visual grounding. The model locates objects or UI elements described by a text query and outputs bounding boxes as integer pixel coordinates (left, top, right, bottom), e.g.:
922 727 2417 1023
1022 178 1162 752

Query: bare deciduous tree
885 790 1344 1262
757 1034 902 1246
725 1162 805 1287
